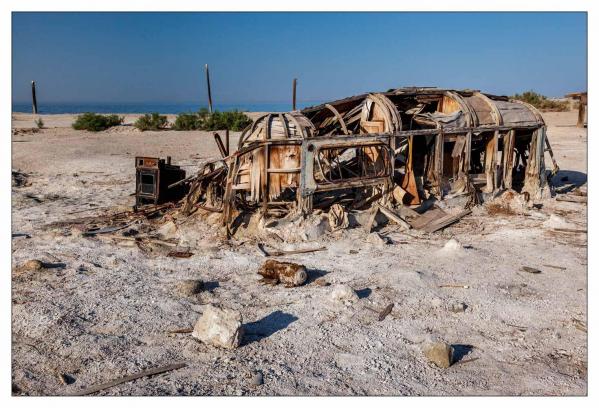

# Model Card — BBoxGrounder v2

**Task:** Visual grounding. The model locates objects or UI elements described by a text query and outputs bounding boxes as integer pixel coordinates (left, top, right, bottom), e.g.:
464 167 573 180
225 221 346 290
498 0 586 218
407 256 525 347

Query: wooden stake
292 78 297 111
577 94 587 128
225 128 230 156
31 81 38 114
205 64 213 114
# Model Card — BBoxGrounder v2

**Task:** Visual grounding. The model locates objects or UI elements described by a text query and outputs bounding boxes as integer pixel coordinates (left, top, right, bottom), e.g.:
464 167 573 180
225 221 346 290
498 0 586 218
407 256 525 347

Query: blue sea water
11 101 323 114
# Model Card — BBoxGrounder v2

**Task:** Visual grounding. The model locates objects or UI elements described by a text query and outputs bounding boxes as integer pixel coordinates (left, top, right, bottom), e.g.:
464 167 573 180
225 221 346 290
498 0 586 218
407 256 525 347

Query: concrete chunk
192 304 244 349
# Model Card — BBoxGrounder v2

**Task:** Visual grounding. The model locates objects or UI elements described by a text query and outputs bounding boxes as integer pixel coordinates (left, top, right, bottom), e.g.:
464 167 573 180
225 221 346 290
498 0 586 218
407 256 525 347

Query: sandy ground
11 111 587 396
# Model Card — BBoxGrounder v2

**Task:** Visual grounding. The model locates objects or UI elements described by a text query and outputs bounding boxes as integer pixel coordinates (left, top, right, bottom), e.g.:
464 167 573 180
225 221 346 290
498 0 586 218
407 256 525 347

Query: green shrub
35 117 44 129
511 90 569 112
72 113 124 131
196 108 252 131
171 109 251 132
134 113 169 131
173 112 201 130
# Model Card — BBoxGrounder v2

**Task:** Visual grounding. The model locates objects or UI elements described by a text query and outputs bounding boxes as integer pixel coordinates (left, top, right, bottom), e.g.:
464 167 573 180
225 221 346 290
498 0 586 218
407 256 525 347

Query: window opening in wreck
314 144 391 183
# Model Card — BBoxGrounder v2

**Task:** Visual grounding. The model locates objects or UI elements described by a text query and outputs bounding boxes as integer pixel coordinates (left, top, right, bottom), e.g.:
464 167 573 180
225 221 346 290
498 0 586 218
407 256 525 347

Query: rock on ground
423 341 454 368
192 304 244 349
330 284 358 304
175 279 204 297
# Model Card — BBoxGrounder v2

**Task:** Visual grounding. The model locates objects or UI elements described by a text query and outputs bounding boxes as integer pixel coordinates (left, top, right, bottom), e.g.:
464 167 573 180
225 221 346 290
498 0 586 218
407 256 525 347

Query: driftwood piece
422 209 471 233
556 195 587 203
363 206 379 233
70 362 187 396
552 228 587 234
378 205 411 231
407 207 447 230
543 264 567 270
167 328 194 334
257 243 326 257
82 223 132 237
110 236 179 247
167 251 194 258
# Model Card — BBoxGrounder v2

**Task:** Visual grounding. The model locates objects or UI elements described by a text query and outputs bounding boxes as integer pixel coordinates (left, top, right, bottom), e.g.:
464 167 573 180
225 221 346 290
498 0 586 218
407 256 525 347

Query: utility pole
31 81 38 114
205 64 213 114
292 78 297 111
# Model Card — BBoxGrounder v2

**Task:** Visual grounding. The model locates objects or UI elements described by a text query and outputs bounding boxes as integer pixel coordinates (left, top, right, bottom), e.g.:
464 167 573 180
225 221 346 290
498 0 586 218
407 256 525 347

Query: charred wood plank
422 209 471 233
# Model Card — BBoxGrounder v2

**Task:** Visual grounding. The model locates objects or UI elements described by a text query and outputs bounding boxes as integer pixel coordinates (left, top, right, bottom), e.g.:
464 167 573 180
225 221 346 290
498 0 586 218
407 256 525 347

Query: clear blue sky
12 12 587 104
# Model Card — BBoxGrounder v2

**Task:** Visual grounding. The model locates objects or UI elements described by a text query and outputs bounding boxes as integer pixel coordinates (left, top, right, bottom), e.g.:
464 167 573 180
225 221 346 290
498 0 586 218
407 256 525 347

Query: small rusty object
258 259 307 288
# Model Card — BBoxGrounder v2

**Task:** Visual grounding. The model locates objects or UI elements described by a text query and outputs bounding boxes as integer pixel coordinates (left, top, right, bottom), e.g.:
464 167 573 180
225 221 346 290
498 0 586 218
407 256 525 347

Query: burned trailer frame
301 87 551 202
216 113 395 232
178 87 553 235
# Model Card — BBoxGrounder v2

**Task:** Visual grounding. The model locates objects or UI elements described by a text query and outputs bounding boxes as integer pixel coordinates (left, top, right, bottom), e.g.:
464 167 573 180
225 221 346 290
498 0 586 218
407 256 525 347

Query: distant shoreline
11 101 322 115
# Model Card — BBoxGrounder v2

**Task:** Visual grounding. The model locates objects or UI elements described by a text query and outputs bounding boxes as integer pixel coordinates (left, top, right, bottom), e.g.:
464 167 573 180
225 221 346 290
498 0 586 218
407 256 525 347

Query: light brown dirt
11 111 587 396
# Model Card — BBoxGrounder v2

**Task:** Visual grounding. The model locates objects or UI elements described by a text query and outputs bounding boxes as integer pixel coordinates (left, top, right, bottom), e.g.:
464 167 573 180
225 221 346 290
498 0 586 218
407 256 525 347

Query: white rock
437 238 463 255
330 284 359 304
192 304 244 349
443 238 462 251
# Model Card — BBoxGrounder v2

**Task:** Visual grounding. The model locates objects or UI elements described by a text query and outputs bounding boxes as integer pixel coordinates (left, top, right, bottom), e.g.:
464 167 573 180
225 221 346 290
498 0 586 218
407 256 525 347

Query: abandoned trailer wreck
136 87 556 235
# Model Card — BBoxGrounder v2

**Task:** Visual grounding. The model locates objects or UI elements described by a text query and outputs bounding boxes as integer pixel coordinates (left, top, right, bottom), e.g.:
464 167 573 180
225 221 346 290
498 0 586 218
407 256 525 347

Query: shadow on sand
242 311 298 346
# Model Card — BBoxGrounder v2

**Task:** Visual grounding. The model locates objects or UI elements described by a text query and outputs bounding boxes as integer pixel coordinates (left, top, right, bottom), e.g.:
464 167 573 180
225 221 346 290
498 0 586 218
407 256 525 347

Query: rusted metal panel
135 156 187 207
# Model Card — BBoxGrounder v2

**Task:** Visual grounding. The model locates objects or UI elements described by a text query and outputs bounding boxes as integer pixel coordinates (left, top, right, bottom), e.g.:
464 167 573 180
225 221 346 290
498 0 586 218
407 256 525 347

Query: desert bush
72 113 124 131
197 108 252 131
172 109 251 131
134 113 169 131
35 117 44 129
511 90 569 112
173 112 202 130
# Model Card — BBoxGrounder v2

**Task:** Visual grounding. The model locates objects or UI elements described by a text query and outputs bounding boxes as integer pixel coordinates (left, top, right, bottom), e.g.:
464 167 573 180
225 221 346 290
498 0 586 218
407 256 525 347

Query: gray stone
250 371 264 387
423 341 453 368
192 304 244 349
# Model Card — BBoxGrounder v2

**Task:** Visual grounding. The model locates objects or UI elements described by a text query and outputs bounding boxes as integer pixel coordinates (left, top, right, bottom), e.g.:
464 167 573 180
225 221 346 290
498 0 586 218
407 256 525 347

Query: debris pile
145 87 553 238
42 87 558 246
